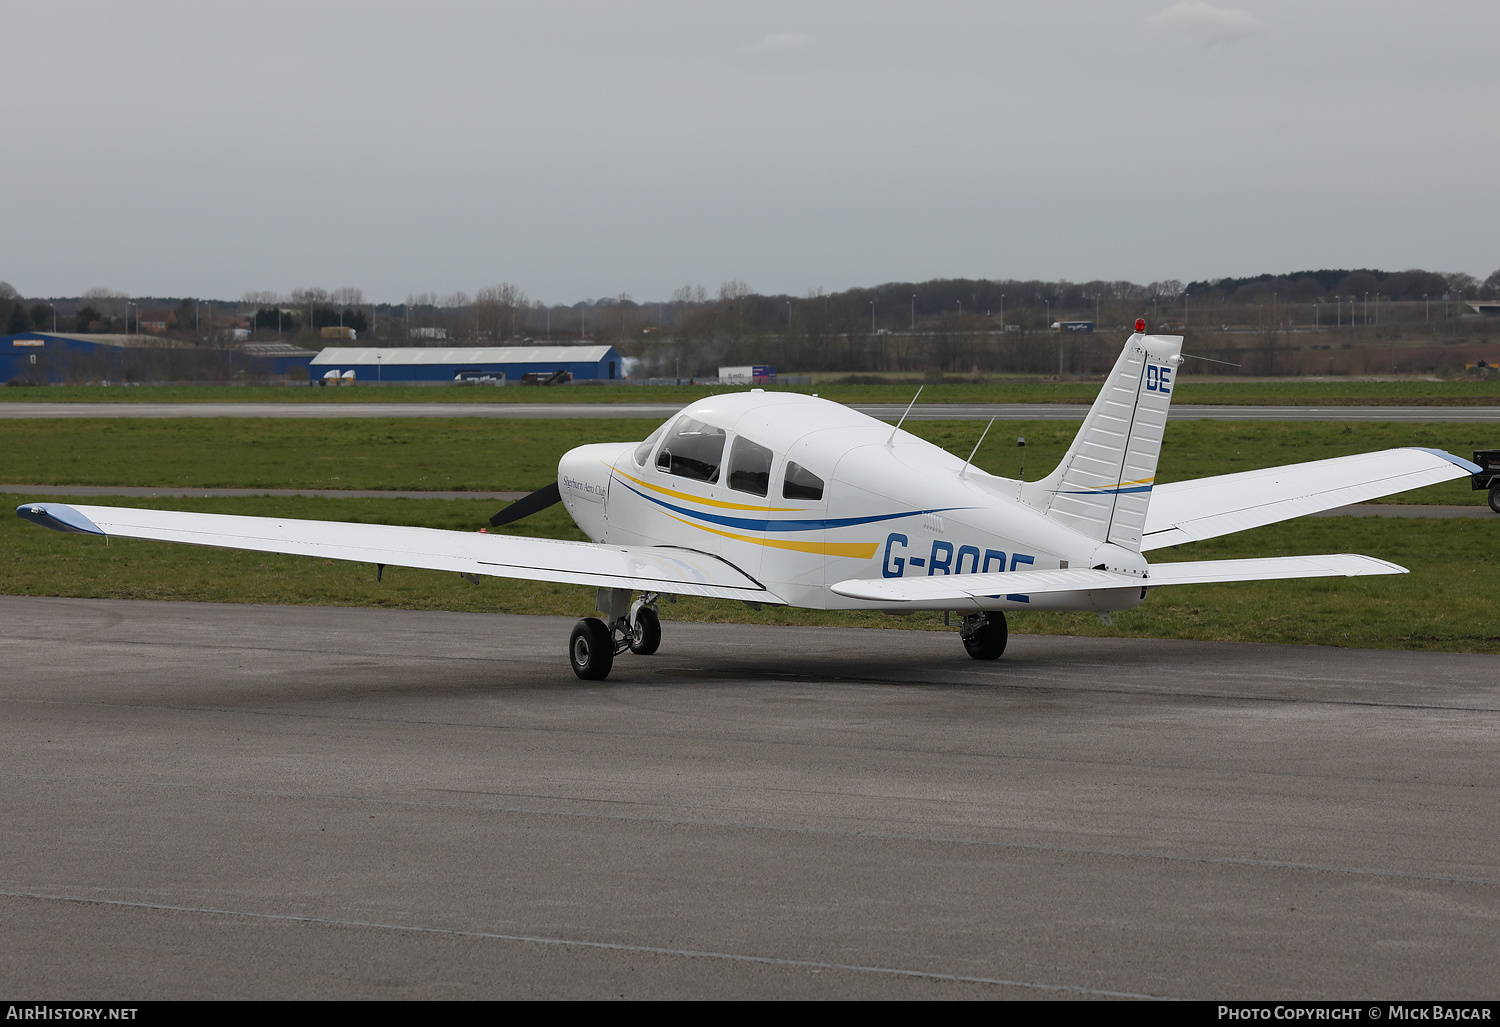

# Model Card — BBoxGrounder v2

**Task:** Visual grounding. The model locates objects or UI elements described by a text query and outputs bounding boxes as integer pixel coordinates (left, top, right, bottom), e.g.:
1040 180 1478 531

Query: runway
3 596 1497 999
2 401 1499 422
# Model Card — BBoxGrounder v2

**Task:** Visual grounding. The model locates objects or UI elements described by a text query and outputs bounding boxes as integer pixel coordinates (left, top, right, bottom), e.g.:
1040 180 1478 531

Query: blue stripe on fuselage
613 477 969 533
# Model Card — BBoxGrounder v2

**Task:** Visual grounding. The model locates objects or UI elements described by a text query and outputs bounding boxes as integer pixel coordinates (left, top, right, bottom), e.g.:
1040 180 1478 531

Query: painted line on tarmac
0 888 1168 999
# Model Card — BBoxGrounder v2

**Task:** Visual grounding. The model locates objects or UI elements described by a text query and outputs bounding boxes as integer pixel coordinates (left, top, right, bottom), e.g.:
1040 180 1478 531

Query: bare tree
474 283 529 341
1445 272 1479 297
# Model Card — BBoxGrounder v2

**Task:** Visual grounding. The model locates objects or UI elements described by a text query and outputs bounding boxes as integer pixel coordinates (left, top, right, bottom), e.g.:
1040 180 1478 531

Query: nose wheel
568 592 665 679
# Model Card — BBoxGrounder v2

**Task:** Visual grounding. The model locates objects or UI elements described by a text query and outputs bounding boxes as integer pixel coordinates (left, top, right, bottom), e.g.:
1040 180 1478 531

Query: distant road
0 485 529 501
2 401 1499 422
2 485 1487 516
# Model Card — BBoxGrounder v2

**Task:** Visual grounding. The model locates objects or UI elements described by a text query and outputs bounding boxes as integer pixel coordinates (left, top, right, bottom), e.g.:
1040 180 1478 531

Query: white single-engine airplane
18 323 1482 679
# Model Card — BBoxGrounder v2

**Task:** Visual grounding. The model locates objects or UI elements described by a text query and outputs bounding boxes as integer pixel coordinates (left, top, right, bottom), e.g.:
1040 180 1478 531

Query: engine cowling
557 443 627 542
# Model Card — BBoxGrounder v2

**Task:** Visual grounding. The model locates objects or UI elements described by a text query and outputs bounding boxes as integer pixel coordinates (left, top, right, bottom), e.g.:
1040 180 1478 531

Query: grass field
3 494 1496 653
1 416 1492 504
4 378 1500 406
4 415 1496 653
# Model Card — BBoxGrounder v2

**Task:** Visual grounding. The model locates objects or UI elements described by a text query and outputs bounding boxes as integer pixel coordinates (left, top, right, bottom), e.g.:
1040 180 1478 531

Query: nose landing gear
960 611 1008 660
568 589 666 680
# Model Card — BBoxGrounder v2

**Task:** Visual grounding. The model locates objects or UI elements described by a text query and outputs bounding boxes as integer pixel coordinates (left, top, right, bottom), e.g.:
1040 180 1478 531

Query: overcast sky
4 1 1497 304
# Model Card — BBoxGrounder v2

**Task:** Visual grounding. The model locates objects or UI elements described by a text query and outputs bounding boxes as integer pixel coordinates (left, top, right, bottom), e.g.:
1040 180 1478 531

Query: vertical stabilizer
1029 332 1183 551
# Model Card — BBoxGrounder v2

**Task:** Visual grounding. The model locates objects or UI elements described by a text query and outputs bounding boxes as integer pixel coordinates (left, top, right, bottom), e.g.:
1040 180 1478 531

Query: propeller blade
489 481 563 527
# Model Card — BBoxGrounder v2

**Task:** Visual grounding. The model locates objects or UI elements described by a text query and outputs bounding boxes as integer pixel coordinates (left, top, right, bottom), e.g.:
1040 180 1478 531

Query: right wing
17 502 773 602
1140 447 1479 551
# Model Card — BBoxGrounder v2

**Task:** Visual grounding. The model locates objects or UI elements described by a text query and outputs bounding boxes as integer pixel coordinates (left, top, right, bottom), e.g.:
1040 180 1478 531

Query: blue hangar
1 332 165 383
2 332 317 383
309 345 624 383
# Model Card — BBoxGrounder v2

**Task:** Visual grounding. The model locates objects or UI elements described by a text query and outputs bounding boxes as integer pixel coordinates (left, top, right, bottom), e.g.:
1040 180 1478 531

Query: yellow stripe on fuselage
665 515 879 559
612 468 805 512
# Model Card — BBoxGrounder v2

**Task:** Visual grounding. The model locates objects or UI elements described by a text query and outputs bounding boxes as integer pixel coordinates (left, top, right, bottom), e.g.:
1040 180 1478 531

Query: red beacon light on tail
1135 318 1146 333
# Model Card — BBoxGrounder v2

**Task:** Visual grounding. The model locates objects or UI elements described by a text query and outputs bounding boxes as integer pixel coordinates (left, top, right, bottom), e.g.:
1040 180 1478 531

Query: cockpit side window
655 416 727 483
782 461 824 501
633 423 668 466
726 436 773 497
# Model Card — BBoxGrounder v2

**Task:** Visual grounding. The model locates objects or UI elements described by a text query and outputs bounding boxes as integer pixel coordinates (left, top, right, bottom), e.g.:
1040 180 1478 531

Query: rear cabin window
726 437 773 497
656 416 727 483
782 461 825 501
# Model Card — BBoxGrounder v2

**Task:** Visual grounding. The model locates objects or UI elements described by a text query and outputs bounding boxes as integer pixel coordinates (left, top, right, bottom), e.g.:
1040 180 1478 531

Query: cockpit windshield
655 416 727 483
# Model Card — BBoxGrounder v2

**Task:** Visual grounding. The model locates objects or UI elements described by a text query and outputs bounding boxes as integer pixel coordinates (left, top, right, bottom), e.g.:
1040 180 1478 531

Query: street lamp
911 293 915 332
870 301 875 334
47 303 55 333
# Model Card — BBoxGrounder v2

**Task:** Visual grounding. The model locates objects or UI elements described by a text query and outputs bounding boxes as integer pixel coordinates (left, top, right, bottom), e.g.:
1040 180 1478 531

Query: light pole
870 301 875 334
999 294 1004 331
48 303 55 333
910 294 915 332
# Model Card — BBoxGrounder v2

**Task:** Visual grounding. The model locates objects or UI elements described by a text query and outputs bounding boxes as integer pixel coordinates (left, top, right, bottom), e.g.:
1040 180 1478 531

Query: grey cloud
1144 2 1264 49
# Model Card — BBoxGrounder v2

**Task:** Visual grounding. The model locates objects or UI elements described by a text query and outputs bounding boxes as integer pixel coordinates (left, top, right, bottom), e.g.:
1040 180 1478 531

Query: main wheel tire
1489 483 1500 514
962 612 1008 660
628 606 662 656
569 617 614 680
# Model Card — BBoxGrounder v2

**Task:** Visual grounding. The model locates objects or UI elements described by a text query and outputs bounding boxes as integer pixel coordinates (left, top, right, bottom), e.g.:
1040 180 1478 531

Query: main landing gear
569 589 665 680
960 611 1008 660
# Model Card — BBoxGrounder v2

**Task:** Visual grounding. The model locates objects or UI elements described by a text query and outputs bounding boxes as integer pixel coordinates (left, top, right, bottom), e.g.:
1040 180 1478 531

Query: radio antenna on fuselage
960 417 996 479
886 386 923 446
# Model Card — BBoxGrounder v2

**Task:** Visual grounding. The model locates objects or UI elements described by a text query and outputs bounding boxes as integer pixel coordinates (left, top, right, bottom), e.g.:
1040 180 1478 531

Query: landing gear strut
960 611 1008 660
568 589 665 680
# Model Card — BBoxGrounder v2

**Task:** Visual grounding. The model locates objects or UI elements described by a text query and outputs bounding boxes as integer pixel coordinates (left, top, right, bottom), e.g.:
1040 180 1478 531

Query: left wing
830 553 1405 608
17 502 773 602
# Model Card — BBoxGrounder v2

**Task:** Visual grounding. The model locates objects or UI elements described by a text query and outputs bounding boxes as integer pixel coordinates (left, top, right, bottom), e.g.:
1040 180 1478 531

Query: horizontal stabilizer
1142 447 1477 551
829 553 1404 605
16 502 773 602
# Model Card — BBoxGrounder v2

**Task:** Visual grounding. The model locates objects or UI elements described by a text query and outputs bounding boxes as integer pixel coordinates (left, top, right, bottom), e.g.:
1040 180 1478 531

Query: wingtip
15 502 106 536
1408 447 1484 475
